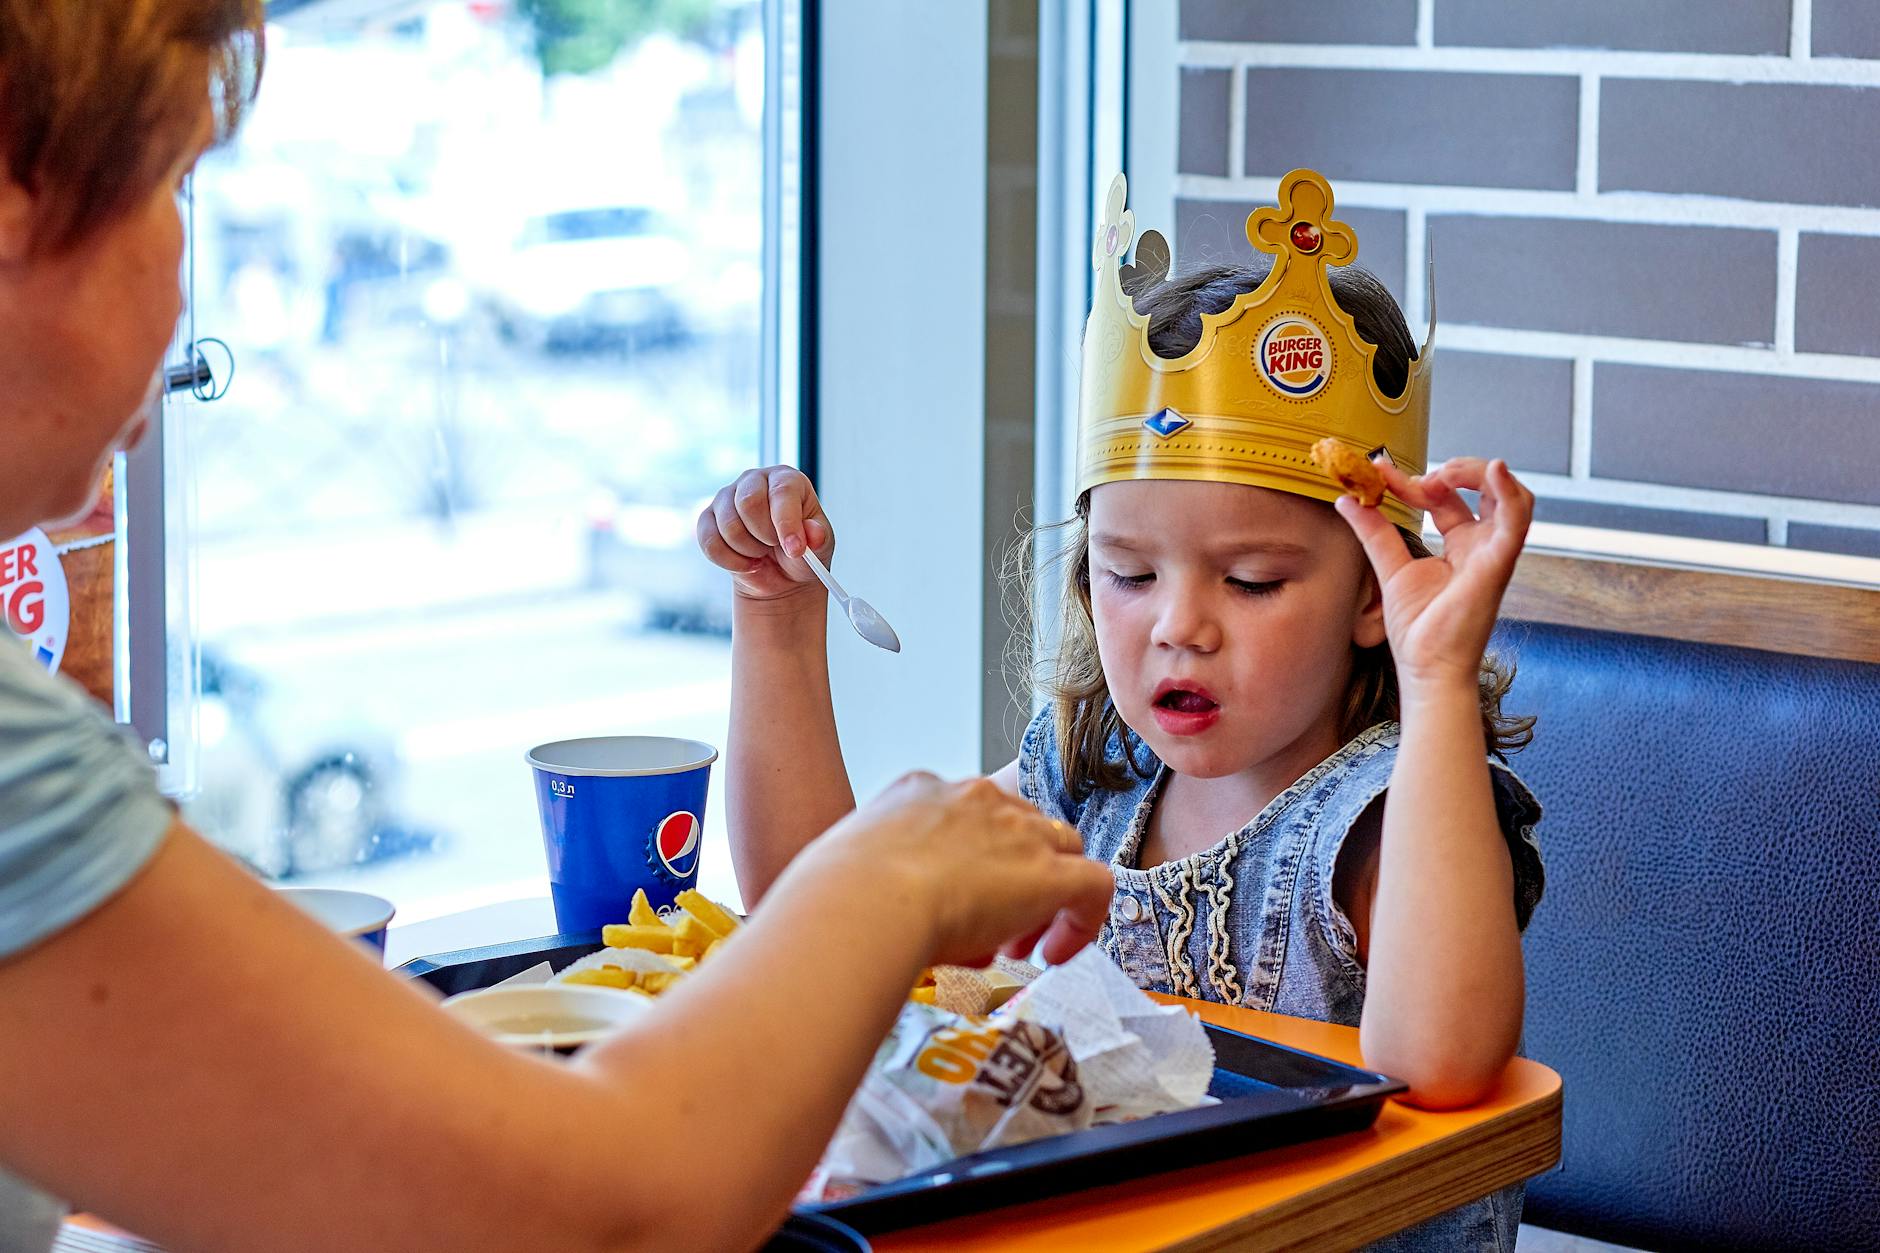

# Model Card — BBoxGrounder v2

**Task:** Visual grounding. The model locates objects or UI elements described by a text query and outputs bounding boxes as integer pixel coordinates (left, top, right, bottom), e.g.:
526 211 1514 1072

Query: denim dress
1018 709 1546 1253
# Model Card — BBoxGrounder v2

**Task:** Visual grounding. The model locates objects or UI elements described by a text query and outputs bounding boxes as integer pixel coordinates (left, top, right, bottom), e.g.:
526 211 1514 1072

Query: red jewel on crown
1291 222 1322 254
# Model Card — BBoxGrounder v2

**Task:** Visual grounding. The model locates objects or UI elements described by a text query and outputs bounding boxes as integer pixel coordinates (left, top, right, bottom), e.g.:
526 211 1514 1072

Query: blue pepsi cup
526 735 719 932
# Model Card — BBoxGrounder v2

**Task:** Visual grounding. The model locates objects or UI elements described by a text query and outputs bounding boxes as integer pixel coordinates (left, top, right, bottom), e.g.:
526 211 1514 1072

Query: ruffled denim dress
1019 709 1546 1252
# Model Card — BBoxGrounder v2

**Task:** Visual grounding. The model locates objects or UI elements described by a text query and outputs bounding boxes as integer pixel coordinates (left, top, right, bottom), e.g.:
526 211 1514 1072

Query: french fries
674 889 739 938
599 923 677 953
562 966 637 991
565 888 741 1001
628 891 663 928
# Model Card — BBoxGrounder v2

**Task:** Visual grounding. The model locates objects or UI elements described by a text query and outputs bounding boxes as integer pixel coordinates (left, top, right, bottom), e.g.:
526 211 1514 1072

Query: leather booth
1495 620 1880 1250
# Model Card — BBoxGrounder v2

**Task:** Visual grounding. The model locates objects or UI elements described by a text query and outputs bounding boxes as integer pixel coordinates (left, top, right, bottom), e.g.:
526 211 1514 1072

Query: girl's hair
1010 259 1534 798
0 0 264 255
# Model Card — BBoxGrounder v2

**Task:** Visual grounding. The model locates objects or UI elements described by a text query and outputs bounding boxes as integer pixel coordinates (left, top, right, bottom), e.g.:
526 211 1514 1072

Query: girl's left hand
1333 456 1533 692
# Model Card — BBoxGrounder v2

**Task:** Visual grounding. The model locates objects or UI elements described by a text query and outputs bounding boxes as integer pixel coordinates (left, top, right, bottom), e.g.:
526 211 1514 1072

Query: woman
0 5 1114 1250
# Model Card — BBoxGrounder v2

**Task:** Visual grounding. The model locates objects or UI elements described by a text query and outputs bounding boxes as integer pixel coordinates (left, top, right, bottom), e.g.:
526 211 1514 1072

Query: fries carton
550 890 741 1003
803 947 1214 1202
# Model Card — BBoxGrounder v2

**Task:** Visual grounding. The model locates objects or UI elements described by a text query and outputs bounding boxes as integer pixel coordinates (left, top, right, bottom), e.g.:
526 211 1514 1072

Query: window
147 0 802 920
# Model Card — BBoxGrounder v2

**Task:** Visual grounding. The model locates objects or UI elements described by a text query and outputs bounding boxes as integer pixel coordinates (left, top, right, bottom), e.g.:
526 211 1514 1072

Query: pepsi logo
652 810 701 879
1255 315 1332 399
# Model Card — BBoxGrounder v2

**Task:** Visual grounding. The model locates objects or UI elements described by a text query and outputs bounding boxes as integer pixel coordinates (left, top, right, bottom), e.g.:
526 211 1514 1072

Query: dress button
1117 894 1144 923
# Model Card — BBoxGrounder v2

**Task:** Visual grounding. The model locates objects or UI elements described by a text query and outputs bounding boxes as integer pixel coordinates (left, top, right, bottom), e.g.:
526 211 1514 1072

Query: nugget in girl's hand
1309 437 1386 508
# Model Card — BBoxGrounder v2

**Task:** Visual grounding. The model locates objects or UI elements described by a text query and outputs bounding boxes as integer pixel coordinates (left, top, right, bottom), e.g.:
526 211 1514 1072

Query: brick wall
1171 0 1880 557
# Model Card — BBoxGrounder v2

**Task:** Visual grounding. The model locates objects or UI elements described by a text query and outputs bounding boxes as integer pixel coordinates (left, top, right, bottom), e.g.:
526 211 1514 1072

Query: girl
703 172 1544 1251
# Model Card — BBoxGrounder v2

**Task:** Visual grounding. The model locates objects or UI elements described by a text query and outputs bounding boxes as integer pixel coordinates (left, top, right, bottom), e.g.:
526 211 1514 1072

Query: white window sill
384 893 557 969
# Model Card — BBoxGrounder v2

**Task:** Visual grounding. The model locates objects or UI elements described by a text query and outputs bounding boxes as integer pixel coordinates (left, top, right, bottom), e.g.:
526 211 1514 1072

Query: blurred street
169 2 766 918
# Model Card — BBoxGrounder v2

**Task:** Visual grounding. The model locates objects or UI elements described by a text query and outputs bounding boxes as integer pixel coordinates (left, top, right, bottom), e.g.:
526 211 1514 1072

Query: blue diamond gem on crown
1143 408 1191 439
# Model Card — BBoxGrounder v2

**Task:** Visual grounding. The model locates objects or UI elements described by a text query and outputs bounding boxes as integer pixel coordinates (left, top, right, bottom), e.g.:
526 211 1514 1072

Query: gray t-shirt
0 634 174 1251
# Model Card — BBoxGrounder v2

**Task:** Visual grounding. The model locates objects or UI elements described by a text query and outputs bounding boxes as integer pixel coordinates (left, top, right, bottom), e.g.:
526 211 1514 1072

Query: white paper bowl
440 983 651 1050
274 886 395 953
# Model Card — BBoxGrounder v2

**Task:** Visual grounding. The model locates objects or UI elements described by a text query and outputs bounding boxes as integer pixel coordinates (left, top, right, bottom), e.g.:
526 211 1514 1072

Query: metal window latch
162 337 235 401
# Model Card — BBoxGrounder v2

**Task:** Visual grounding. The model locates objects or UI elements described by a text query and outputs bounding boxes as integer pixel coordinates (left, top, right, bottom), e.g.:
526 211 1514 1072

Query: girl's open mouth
1151 683 1221 735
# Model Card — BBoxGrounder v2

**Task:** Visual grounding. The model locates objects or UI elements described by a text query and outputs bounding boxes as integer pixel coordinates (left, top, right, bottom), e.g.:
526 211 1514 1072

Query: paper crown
1077 168 1433 531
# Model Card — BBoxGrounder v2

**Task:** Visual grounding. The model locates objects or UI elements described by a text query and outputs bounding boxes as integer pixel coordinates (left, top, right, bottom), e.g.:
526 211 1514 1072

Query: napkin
802 946 1214 1202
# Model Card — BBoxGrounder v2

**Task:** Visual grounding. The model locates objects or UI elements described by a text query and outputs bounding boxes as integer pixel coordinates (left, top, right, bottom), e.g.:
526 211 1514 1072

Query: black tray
397 935 1406 1235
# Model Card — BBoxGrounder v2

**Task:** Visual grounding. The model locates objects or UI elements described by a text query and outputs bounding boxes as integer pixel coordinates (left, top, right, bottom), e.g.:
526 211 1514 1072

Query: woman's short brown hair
0 0 264 254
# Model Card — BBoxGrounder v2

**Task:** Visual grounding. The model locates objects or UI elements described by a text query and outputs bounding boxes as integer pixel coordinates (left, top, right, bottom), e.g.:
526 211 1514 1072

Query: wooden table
875 998 1562 1253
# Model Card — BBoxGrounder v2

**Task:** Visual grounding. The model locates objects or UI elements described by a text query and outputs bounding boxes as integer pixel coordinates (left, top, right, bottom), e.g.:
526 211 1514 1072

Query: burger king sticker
1 528 69 674
1256 314 1332 399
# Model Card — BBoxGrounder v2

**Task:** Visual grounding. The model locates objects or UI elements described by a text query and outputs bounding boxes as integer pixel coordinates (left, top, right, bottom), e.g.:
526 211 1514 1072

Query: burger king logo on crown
1256 314 1332 399
1077 168 1435 532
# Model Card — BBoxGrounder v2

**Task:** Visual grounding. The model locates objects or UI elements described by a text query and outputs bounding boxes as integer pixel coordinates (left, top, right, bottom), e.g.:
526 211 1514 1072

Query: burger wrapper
930 955 1039 1015
802 947 1214 1203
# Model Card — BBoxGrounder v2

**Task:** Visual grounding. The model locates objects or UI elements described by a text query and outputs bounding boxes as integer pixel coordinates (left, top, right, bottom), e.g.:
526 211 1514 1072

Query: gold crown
1077 168 1433 531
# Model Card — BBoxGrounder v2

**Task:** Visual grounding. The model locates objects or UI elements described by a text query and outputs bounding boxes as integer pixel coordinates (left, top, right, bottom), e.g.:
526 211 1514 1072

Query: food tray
397 935 1406 1235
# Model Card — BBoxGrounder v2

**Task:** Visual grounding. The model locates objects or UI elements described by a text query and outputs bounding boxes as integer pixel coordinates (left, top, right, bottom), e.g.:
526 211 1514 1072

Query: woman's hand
788 772 1115 968
1334 456 1534 692
696 465 834 602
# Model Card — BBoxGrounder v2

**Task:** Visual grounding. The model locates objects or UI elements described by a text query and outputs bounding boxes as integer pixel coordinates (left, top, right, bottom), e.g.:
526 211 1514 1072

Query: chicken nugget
1309 438 1386 508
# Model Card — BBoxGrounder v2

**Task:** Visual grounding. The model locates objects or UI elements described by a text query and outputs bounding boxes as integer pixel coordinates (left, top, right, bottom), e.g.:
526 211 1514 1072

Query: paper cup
275 886 395 955
526 735 718 933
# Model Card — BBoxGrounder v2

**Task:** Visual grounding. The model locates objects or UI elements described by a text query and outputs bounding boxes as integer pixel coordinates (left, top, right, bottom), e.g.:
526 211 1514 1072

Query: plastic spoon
801 548 902 653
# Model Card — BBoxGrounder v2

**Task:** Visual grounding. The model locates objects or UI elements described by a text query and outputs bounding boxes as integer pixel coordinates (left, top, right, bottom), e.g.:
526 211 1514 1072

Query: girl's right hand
793 772 1116 968
696 465 834 602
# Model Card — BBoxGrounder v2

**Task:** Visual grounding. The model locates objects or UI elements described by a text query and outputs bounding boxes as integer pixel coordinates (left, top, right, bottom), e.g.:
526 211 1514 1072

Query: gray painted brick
1180 68 1231 177
1602 81 1880 208
1432 216 1777 346
1795 234 1880 358
1788 521 1880 558
1174 198 1406 304
1435 0 1789 54
1813 1 1880 59
1245 69 1578 191
1430 351 1573 474
1181 0 1417 45
1531 497 1768 543
1592 364 1880 506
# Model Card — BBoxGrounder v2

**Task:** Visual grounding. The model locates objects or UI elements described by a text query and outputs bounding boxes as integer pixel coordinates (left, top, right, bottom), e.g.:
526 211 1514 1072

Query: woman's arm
1335 457 1533 1109
699 467 858 904
0 780 1112 1253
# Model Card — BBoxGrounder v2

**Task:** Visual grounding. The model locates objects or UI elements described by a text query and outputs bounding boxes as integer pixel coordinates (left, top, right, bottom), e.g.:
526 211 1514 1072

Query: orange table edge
873 997 1563 1253
63 1001 1561 1253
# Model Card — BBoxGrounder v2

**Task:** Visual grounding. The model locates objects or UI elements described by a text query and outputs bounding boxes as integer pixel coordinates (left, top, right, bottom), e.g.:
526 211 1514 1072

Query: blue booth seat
1492 621 1880 1251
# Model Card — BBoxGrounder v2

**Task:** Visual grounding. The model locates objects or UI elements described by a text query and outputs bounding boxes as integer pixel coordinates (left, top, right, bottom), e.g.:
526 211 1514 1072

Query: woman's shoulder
0 635 174 958
0 635 167 813
0 633 104 728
